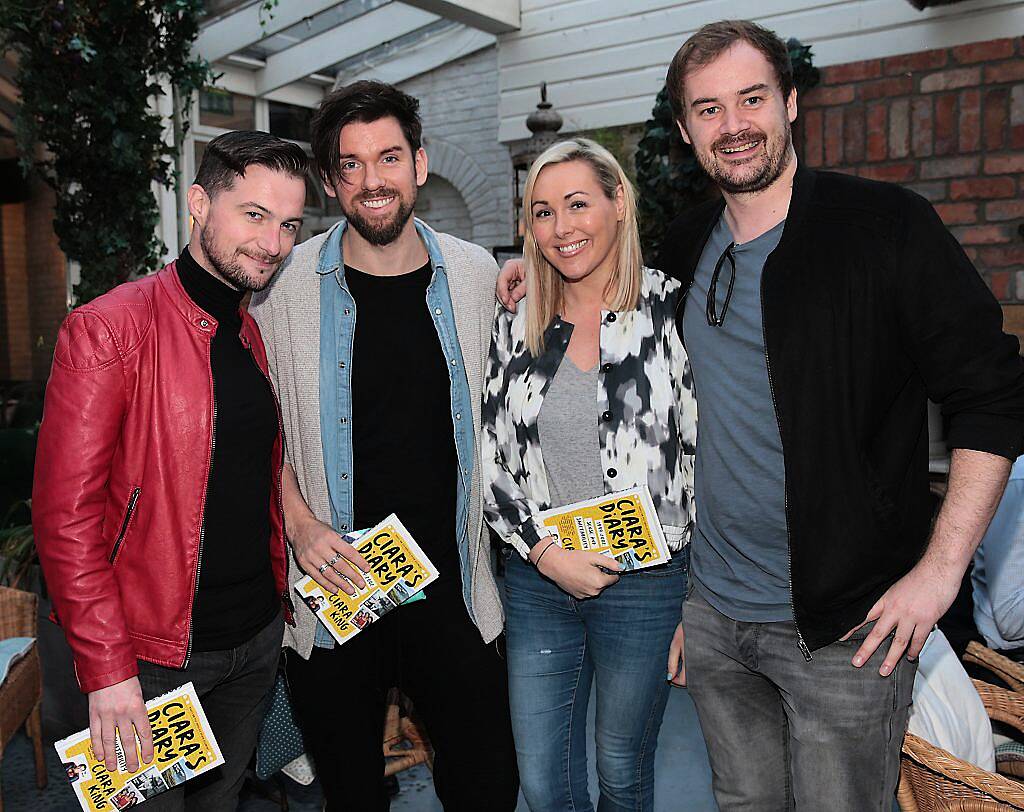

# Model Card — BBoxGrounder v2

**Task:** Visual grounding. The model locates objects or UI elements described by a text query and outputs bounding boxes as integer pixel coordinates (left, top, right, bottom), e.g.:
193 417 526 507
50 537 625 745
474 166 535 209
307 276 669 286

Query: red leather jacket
33 263 291 694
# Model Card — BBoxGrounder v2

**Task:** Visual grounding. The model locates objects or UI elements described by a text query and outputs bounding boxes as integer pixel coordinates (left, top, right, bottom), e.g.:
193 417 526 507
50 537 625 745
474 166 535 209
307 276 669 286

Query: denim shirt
313 218 475 648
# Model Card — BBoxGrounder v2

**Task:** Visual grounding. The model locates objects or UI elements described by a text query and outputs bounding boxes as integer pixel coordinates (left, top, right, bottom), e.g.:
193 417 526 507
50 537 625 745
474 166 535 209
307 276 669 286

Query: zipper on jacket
108 486 141 564
674 274 697 333
760 264 812 663
184 342 216 668
246 340 294 623
678 224 809 653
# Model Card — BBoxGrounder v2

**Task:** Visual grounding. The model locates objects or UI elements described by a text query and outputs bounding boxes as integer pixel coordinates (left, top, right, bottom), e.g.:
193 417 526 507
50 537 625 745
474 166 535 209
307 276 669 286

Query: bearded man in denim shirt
249 81 518 811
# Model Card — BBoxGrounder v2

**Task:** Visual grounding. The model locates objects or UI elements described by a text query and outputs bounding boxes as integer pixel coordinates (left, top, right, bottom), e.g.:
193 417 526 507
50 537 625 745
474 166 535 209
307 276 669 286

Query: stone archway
421 136 492 242
417 175 473 242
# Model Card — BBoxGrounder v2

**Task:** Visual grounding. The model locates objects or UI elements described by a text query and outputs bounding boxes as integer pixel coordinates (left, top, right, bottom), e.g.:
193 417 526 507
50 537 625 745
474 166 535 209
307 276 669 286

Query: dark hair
193 130 310 197
310 80 423 184
666 20 794 122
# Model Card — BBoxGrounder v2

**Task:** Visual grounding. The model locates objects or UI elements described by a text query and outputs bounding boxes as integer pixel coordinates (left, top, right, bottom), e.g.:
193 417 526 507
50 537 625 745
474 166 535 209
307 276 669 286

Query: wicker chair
0 586 47 811
964 641 1024 694
974 678 1024 781
382 688 433 778
897 679 1024 811
974 679 1024 736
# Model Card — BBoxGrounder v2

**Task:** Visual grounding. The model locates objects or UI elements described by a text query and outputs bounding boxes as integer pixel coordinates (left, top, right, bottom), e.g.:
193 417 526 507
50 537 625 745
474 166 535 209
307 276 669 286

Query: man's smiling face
325 115 426 246
189 164 306 292
677 40 798 195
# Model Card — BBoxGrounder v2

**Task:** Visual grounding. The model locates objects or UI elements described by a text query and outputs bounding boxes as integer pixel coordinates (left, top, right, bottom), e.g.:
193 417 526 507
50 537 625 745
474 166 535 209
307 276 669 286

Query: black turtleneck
177 247 279 651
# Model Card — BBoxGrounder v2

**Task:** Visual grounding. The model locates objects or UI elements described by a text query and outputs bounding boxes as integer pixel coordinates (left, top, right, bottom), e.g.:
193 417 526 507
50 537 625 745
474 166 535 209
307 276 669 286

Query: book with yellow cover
294 513 439 646
54 682 223 811
537 485 670 571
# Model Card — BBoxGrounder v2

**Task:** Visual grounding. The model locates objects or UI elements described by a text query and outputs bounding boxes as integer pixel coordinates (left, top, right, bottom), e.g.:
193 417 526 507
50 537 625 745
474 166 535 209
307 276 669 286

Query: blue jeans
504 548 688 812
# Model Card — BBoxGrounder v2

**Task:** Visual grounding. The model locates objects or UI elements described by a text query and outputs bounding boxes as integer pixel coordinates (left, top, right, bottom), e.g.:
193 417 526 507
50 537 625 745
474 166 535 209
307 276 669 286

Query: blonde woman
482 138 697 811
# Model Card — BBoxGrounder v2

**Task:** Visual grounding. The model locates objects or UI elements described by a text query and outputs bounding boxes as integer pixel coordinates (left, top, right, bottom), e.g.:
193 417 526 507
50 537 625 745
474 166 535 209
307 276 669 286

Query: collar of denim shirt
314 216 447 283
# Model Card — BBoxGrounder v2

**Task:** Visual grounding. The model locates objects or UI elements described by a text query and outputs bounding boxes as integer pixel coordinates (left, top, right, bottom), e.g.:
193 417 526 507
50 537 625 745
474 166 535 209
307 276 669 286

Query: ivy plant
635 39 821 261
0 0 214 302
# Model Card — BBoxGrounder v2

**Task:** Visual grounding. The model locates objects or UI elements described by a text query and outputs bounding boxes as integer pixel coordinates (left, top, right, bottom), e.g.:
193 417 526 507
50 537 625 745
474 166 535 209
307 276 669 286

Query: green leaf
0 0 214 300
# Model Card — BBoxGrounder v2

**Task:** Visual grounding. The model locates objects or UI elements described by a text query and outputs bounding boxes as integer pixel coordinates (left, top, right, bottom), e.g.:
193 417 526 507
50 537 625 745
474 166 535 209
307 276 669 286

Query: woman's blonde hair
522 137 642 356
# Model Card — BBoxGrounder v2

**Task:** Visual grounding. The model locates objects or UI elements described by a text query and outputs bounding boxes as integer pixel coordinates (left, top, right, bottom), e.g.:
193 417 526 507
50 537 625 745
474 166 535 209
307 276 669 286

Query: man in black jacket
656 20 1024 809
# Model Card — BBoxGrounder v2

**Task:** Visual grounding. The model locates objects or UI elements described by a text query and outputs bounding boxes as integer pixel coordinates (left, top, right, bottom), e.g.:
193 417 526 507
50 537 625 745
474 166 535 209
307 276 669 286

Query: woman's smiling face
529 159 624 286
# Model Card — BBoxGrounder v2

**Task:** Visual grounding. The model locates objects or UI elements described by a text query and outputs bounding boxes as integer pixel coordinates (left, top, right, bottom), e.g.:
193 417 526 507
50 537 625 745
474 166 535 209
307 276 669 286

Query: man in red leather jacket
33 131 308 809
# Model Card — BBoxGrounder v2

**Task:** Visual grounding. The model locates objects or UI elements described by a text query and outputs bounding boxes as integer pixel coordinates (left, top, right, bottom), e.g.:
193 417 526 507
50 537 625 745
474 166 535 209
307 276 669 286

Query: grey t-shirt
538 355 605 507
682 216 791 621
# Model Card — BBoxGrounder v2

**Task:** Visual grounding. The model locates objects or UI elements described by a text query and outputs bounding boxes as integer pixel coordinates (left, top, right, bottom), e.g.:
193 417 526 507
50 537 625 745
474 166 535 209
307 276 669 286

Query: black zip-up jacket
658 166 1024 653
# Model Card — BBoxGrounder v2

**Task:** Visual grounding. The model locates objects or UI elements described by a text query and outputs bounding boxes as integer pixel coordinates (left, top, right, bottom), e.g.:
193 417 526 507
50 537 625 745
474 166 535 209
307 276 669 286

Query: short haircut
194 130 310 197
666 20 794 122
310 80 423 184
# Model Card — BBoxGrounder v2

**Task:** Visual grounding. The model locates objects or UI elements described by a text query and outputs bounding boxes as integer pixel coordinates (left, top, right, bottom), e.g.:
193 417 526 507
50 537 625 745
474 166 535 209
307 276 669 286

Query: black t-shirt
345 261 460 579
177 248 279 651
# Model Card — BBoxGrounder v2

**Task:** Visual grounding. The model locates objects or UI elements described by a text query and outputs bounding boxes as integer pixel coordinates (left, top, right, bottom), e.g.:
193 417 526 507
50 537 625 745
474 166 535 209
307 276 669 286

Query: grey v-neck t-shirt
538 354 606 508
683 216 792 622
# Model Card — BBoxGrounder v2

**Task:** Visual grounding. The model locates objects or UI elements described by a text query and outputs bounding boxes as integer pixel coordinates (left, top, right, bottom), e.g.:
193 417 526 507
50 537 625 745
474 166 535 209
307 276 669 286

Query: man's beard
199 224 279 292
698 122 793 195
344 186 416 247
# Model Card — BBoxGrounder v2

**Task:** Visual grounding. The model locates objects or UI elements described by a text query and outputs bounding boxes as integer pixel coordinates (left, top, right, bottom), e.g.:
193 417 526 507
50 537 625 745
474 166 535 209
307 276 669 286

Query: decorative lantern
509 83 564 248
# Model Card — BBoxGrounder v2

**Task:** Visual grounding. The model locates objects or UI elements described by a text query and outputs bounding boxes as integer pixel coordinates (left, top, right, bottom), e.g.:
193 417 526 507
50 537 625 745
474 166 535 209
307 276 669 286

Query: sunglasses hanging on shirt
706 244 737 328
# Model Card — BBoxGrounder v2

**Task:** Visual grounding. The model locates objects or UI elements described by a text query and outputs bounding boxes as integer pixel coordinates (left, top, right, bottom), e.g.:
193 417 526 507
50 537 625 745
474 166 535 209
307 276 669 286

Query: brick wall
24 180 67 379
796 36 1024 304
0 177 67 382
0 202 32 380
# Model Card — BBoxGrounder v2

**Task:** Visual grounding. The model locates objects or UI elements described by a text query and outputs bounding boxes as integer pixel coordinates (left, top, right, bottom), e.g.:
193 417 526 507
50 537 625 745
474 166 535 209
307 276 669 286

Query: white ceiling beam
208 62 258 97
205 62 323 109
195 0 348 63
223 53 266 70
263 83 327 109
254 4 439 96
333 24 494 88
400 0 519 34
208 62 326 109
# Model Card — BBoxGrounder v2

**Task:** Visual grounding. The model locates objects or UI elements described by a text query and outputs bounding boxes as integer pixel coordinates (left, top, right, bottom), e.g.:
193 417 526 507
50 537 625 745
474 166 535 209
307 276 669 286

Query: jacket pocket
109 486 141 565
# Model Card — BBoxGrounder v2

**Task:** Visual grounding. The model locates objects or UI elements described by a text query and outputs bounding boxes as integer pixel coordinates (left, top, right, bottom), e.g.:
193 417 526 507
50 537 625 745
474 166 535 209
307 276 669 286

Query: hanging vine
0 0 214 302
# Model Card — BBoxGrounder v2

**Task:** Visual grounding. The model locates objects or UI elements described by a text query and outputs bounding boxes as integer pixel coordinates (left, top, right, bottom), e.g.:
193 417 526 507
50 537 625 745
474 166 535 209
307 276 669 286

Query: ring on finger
326 551 343 567
317 561 331 574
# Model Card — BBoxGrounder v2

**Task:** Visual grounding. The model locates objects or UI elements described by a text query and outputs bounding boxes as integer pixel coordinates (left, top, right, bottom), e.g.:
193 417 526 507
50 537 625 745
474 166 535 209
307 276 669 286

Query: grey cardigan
250 222 504 657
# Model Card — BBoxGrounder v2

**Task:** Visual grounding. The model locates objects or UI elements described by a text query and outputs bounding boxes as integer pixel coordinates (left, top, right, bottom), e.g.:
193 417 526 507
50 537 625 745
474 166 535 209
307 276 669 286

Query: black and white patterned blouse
482 265 698 557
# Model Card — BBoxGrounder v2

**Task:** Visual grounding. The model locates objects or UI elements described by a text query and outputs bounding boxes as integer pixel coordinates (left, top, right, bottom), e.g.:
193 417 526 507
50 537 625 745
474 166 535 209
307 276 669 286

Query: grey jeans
683 588 916 811
135 612 284 812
